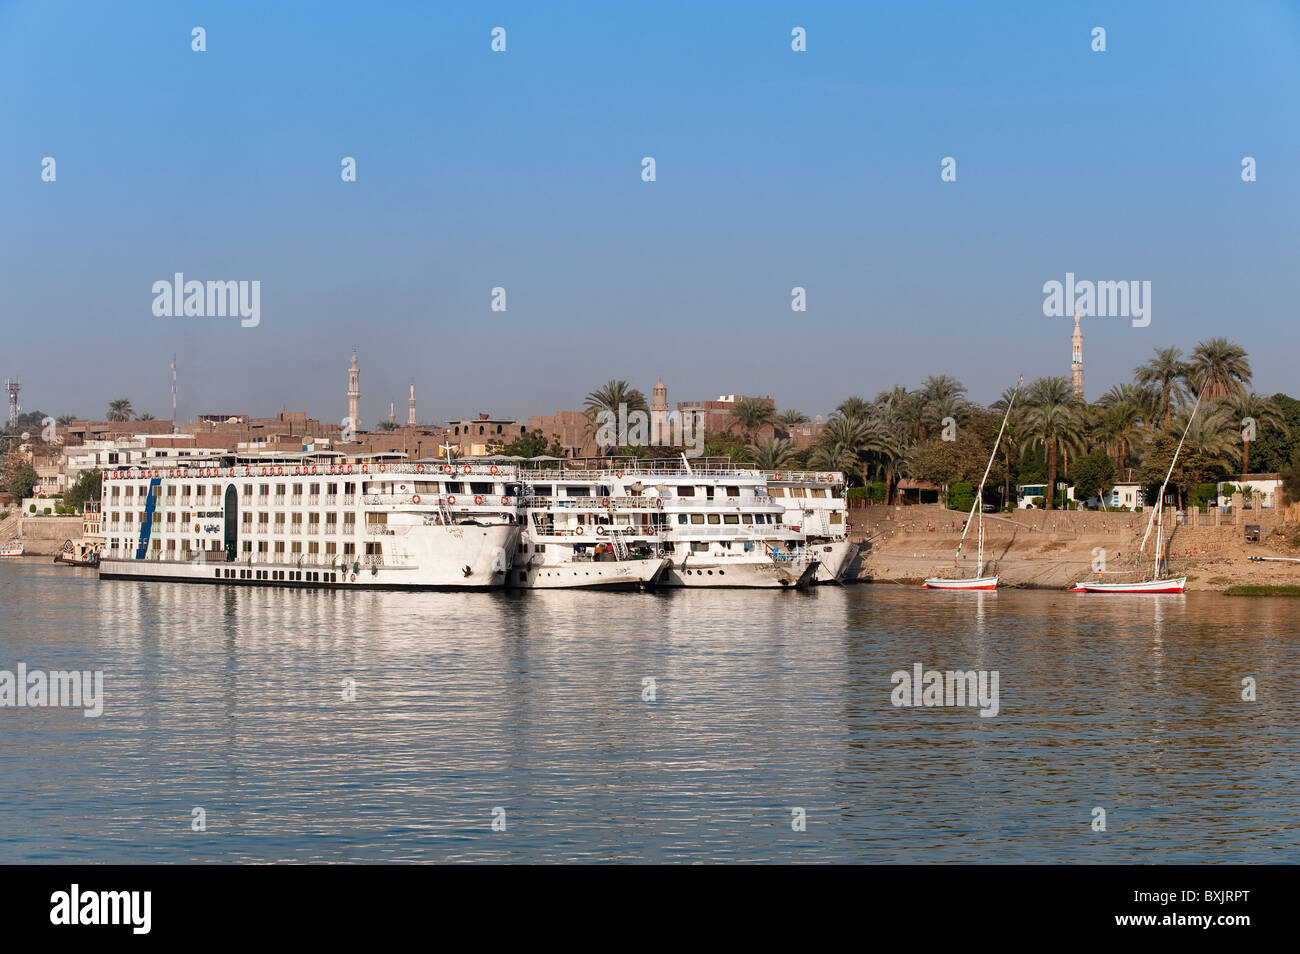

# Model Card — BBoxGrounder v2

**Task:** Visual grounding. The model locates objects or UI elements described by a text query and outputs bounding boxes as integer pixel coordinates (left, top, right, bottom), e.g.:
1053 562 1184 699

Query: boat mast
1137 387 1204 563
956 376 1022 576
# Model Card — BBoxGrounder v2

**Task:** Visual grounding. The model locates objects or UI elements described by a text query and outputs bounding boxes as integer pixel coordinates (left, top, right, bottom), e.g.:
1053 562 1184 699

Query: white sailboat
1070 389 1203 594
923 377 1021 591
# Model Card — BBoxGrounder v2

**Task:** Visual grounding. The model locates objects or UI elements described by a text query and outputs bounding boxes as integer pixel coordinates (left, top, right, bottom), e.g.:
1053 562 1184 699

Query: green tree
7 464 38 500
777 409 809 428
107 399 134 422
63 469 102 512
749 436 796 471
1225 391 1287 475
728 397 776 445
1070 449 1116 504
1189 338 1251 402
1135 347 1191 424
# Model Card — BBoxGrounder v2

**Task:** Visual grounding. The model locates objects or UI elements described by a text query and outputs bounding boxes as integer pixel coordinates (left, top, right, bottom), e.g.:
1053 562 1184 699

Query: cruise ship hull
99 523 518 589
661 558 820 588
809 539 855 582
512 556 669 589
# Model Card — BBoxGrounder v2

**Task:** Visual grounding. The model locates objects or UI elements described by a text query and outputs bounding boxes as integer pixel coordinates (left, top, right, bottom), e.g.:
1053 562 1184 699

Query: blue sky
2 1 1297 426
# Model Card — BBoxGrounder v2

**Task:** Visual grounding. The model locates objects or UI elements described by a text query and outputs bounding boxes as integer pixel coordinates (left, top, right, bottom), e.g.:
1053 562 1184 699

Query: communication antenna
5 378 20 431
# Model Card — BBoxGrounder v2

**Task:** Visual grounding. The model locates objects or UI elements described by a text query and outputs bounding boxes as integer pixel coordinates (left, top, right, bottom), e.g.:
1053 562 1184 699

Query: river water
1 561 1296 863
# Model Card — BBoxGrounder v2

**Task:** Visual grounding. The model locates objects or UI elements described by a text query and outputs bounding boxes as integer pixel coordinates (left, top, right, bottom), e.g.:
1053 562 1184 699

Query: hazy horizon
3 1 1297 424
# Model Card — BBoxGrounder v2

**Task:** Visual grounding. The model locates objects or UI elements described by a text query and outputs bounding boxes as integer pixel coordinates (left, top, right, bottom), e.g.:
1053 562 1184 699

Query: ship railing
660 496 778 509
372 463 520 478
666 524 797 539
757 470 844 484
530 526 658 540
522 495 661 510
362 493 519 507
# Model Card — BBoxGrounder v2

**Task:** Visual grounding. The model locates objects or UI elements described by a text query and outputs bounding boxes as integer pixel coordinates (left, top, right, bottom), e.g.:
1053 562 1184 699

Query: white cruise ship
97 456 519 589
763 470 856 582
513 472 669 588
519 460 819 588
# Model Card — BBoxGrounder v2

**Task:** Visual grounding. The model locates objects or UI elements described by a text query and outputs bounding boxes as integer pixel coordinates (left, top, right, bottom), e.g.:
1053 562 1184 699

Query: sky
1 1 1297 427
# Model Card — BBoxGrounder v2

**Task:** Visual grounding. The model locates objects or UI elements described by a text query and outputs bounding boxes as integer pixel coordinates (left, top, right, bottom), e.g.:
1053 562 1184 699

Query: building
675 394 778 443
1218 473 1284 509
1071 313 1084 400
445 414 529 457
1105 482 1143 511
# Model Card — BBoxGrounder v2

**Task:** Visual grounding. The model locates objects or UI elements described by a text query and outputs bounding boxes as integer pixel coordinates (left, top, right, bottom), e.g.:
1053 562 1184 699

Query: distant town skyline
4 2 1297 420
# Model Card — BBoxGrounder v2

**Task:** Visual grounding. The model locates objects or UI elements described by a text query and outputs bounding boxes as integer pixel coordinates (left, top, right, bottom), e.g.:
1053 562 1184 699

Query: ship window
691 542 709 552
725 486 740 497
723 515 739 524
707 514 720 525
704 486 714 499
690 514 704 525
565 486 586 497
677 514 687 524
742 514 753 524
830 513 843 524
812 488 828 498
677 486 695 497
471 483 493 495
769 487 785 497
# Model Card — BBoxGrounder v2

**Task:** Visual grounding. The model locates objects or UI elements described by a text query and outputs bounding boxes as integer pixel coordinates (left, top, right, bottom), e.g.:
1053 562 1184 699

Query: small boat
923 376 1021 591
53 540 101 568
0 540 23 558
1069 577 1185 594
1071 388 1203 595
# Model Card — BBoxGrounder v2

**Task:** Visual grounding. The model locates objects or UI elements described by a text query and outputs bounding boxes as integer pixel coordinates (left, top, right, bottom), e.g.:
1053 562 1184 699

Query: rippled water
1 561 1296 863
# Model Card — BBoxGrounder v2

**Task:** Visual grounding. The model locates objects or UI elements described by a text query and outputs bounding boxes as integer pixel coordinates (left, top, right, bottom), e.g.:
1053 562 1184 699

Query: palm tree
1135 347 1191 424
728 397 777 445
138 413 155 422
1021 400 1084 510
56 415 76 426
107 399 134 422
584 380 647 420
1189 338 1251 402
1225 391 1287 475
749 436 796 470
583 380 647 452
836 396 872 422
777 409 810 428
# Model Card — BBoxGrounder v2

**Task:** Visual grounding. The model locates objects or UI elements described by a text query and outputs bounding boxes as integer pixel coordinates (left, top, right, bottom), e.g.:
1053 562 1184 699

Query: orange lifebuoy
596 526 606 536
575 526 584 536
346 465 353 474
600 497 610 508
361 464 368 474
276 466 284 476
462 465 471 475
416 464 424 474
329 465 336 475
446 494 456 505
489 465 498 475
655 499 663 509
412 494 421 504
443 464 452 474
501 495 509 505
775 472 782 480
474 495 483 505
379 463 387 473
616 470 623 479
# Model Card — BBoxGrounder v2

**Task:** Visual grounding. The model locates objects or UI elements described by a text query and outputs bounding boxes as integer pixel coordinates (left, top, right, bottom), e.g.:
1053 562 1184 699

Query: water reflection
0 561 1296 862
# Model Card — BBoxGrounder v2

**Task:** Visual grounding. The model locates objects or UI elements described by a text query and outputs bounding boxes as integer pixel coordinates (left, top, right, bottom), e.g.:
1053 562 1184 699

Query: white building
1217 473 1284 509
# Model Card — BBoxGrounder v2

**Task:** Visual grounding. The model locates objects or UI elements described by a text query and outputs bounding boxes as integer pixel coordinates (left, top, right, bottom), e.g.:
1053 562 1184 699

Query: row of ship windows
106 539 371 556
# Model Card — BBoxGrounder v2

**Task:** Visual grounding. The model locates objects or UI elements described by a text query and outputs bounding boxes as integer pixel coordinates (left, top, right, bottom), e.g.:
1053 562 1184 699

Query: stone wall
17 516 86 556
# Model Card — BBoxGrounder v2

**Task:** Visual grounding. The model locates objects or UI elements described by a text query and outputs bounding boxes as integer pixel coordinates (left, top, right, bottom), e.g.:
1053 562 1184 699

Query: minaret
347 351 361 431
408 385 416 426
1071 314 1084 400
650 378 668 444
389 402 395 425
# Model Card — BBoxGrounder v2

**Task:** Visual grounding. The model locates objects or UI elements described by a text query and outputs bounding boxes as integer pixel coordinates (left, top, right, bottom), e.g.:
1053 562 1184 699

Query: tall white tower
650 378 668 444
1071 314 1084 400
408 384 417 426
347 352 361 431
